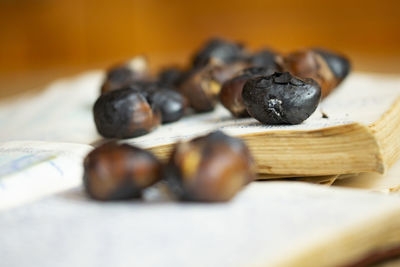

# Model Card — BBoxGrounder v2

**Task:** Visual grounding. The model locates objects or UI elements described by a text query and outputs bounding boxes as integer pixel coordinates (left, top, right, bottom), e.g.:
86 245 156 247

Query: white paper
0 141 92 210
1 182 400 267
0 71 102 144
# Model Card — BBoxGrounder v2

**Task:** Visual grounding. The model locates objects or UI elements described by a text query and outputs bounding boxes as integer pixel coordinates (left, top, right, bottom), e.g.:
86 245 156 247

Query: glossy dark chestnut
93 88 161 139
242 72 321 125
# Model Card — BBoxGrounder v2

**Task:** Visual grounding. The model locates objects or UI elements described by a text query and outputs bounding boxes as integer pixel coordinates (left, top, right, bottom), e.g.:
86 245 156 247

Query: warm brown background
1 0 400 98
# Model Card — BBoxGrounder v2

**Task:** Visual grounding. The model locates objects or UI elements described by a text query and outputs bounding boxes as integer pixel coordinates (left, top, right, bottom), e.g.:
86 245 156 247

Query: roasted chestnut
158 67 185 89
246 49 283 71
191 38 246 68
179 65 222 112
148 88 186 123
164 131 256 202
242 72 321 125
101 56 149 94
83 142 162 201
284 48 350 98
93 87 161 139
220 67 277 117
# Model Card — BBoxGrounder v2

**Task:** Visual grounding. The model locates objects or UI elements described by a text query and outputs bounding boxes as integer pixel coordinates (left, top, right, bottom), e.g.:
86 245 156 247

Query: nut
93 87 161 139
148 88 186 124
191 38 246 68
284 48 350 98
242 72 321 124
101 56 149 94
83 142 162 201
164 131 256 202
157 66 185 89
179 65 222 112
220 67 276 117
246 49 283 71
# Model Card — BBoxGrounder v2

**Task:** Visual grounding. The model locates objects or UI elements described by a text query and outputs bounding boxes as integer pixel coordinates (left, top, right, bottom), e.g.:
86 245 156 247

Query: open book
1 71 400 266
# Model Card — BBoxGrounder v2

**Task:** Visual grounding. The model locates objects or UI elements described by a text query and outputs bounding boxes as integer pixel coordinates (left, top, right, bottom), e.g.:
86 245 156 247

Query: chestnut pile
87 38 351 203
84 131 256 202
93 38 351 139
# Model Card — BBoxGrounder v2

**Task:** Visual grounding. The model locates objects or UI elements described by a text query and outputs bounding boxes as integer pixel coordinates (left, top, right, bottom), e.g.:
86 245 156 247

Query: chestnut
83 142 162 201
209 60 250 84
93 87 161 139
127 81 186 124
158 67 185 89
164 131 256 202
179 65 222 112
191 38 246 68
284 48 350 98
242 72 321 125
101 56 149 94
246 49 283 71
148 88 186 124
219 67 276 117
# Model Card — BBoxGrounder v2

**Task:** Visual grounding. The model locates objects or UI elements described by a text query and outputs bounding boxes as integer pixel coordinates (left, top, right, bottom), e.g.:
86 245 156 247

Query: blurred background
0 0 399 98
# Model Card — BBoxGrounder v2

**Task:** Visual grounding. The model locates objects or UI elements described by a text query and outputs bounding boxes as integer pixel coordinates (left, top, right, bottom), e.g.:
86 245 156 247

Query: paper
1 182 400 267
0 141 92 210
334 156 400 193
0 71 102 144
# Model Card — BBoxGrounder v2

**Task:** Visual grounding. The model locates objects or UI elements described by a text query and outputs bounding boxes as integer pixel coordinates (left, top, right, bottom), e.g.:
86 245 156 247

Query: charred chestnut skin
220 67 277 117
83 142 162 201
284 48 350 98
93 88 161 139
191 38 245 68
246 49 283 71
101 56 149 94
242 72 321 125
164 131 256 202
158 67 185 89
149 89 185 123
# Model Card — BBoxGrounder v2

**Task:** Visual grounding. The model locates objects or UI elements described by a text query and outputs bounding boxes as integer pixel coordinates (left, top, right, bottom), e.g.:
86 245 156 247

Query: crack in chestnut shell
83 142 162 201
93 88 161 139
283 49 350 98
242 72 321 125
164 131 256 202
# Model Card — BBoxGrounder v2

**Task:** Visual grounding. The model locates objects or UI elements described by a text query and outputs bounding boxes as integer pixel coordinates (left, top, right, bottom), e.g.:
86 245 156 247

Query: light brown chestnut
83 142 162 201
164 131 256 202
179 60 249 112
179 65 222 112
283 48 350 98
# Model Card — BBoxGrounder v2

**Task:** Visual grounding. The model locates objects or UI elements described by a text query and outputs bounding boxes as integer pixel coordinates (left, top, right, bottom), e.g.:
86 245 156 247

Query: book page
0 72 399 147
334 156 400 193
0 71 102 144
1 182 400 267
0 141 92 210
